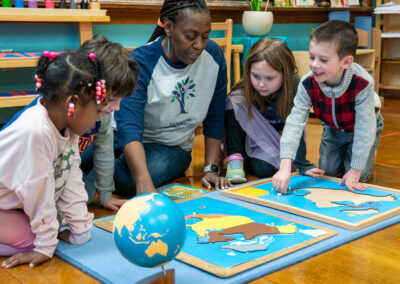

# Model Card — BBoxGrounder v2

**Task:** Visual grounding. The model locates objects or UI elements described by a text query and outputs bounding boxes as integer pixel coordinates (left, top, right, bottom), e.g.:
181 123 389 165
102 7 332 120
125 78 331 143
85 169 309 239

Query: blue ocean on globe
113 193 186 268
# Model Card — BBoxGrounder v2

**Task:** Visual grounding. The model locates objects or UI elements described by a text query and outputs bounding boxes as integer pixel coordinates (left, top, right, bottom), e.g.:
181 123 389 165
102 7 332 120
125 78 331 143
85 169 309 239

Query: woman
114 0 231 196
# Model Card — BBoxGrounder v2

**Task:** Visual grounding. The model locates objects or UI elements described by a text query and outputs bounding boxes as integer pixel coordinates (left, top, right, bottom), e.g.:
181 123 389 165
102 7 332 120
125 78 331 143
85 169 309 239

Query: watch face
210 165 219 173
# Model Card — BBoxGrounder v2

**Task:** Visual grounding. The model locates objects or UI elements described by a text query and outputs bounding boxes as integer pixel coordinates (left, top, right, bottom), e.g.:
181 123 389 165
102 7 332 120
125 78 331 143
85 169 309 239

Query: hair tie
89 53 96 60
157 18 164 28
43 50 56 61
34 74 42 90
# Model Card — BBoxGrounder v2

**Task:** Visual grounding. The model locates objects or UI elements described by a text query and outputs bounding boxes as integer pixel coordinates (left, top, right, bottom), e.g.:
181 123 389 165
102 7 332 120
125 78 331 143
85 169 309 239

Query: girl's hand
103 199 128 211
2 251 50 268
58 229 71 243
339 168 366 191
201 172 232 190
304 168 325 177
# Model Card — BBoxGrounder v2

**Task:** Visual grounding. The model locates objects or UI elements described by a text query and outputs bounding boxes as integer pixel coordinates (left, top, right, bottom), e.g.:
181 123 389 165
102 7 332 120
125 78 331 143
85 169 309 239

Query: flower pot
242 11 273 37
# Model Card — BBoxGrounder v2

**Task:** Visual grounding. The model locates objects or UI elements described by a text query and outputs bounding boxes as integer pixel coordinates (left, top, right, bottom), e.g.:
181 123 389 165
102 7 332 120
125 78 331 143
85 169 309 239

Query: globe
113 193 186 268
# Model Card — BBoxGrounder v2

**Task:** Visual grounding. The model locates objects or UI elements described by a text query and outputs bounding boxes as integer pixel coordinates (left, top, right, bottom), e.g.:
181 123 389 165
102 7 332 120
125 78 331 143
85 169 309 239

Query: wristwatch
204 164 220 175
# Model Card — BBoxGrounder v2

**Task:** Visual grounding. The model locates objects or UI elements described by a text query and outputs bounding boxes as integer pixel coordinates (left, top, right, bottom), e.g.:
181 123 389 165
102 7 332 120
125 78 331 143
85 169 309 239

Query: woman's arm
123 141 157 195
201 136 231 189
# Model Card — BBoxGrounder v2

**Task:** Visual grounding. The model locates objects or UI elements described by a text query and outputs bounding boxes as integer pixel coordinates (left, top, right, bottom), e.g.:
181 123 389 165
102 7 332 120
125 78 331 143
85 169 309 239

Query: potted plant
242 0 274 36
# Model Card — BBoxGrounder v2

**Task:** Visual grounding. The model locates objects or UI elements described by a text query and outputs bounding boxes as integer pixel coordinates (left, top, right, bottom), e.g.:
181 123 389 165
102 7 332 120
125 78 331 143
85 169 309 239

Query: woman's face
166 11 211 65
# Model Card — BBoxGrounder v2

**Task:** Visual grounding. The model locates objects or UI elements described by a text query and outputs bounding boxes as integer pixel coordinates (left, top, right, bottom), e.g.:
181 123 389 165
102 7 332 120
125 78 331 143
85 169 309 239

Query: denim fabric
319 113 384 182
114 142 192 196
245 157 277 178
80 145 96 204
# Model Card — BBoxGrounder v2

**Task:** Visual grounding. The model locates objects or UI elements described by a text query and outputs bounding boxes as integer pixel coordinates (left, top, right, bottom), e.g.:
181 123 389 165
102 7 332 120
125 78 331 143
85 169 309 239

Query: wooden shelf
380 85 400 90
381 59 400 63
98 0 373 24
0 7 110 22
0 57 38 68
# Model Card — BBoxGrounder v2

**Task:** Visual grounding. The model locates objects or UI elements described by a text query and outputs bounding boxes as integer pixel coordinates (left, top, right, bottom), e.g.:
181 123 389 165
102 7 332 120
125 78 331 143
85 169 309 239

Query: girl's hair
232 38 297 121
36 50 105 105
148 0 209 43
79 34 139 98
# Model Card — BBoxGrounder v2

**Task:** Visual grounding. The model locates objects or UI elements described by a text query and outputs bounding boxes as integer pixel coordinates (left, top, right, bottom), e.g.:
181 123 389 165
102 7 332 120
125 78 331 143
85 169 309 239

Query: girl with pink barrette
0 50 110 268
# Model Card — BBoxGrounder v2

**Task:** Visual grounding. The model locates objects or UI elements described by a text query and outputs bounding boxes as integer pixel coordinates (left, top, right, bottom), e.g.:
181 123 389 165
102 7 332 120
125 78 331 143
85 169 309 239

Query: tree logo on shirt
171 76 196 115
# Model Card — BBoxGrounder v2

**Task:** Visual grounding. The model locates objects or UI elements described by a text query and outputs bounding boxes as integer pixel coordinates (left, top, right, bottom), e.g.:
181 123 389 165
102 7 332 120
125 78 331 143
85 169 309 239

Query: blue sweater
115 36 227 151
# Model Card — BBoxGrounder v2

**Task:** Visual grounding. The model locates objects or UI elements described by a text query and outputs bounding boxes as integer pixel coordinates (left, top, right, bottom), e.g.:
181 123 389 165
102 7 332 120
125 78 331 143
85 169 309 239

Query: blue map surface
178 196 332 269
245 175 400 224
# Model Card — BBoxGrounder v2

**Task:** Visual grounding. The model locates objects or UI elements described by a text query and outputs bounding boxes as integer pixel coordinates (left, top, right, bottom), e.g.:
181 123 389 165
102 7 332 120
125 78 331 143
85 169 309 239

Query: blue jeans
319 113 384 182
80 145 96 204
114 142 192 196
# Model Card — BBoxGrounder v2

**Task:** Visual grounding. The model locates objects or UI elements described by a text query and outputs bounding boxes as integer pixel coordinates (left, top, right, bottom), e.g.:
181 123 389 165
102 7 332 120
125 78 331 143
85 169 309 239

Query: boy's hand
201 172 232 190
339 168 367 191
103 199 128 211
272 159 292 194
2 251 50 268
304 168 325 177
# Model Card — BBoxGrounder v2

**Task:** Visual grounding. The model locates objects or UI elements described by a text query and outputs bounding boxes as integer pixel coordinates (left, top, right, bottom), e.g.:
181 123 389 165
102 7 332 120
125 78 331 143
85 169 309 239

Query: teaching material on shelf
374 1 400 13
222 174 400 231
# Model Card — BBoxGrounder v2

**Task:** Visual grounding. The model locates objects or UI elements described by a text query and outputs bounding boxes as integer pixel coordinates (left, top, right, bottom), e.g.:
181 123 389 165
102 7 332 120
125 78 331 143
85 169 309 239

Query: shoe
226 153 247 183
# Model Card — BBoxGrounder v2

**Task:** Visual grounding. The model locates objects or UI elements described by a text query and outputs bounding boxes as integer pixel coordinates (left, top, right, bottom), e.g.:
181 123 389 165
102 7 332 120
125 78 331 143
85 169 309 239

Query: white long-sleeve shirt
0 98 93 257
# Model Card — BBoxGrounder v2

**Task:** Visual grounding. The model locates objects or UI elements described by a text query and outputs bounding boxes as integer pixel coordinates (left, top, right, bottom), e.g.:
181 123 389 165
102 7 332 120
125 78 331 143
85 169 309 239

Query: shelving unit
375 0 400 96
0 8 110 108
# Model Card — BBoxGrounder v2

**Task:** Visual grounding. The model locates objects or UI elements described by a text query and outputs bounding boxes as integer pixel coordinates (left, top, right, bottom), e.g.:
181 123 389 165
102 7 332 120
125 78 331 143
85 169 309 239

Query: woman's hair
36 50 105 106
79 34 139 98
232 38 297 121
148 0 209 43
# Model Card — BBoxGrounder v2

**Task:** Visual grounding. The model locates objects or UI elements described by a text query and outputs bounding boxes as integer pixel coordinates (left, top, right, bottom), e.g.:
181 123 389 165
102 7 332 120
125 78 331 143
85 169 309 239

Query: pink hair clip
89 53 96 60
95 79 106 104
43 51 56 60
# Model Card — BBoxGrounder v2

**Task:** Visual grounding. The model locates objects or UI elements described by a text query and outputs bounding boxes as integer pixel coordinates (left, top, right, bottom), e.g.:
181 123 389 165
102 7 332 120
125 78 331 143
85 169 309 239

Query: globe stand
136 267 175 284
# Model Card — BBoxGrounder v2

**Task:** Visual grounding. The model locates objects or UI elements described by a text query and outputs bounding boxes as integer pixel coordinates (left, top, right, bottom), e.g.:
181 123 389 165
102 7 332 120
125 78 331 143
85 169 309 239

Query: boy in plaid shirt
272 20 383 192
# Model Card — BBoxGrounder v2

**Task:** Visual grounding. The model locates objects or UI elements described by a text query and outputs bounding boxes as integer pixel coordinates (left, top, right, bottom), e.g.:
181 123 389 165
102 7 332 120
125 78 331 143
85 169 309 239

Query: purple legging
0 209 35 256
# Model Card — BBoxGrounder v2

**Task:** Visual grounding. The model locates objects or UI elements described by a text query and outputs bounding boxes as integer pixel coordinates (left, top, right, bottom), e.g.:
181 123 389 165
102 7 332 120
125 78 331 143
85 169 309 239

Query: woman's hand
102 199 128 211
2 251 50 268
201 172 232 190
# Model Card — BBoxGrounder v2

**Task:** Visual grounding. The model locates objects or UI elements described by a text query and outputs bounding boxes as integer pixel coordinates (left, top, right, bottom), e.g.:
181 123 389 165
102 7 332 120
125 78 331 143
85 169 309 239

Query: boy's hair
148 0 209 43
79 34 139 98
36 50 104 106
232 38 297 121
310 20 358 58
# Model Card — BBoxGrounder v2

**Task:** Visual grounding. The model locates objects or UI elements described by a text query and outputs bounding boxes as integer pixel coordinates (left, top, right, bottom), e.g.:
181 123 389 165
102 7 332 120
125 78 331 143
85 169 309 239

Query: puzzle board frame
94 195 336 278
221 174 400 231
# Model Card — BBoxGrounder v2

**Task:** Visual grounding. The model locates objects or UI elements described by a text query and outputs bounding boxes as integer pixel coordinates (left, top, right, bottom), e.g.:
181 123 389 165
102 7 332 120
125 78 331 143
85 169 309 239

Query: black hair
310 20 358 58
36 50 104 105
148 0 209 43
79 34 139 98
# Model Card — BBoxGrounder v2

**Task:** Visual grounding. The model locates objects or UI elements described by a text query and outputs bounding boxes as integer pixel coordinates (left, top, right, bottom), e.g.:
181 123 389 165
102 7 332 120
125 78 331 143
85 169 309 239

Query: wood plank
0 7 109 22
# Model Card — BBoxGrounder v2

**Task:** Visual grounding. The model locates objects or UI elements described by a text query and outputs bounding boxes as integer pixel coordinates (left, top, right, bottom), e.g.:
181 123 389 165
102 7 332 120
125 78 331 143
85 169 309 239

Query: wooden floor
1 100 400 283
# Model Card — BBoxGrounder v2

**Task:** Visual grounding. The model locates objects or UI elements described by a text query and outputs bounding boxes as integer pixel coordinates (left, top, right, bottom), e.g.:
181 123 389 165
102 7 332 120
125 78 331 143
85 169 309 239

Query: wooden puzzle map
94 195 336 277
175 195 335 277
157 183 207 200
222 175 400 230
